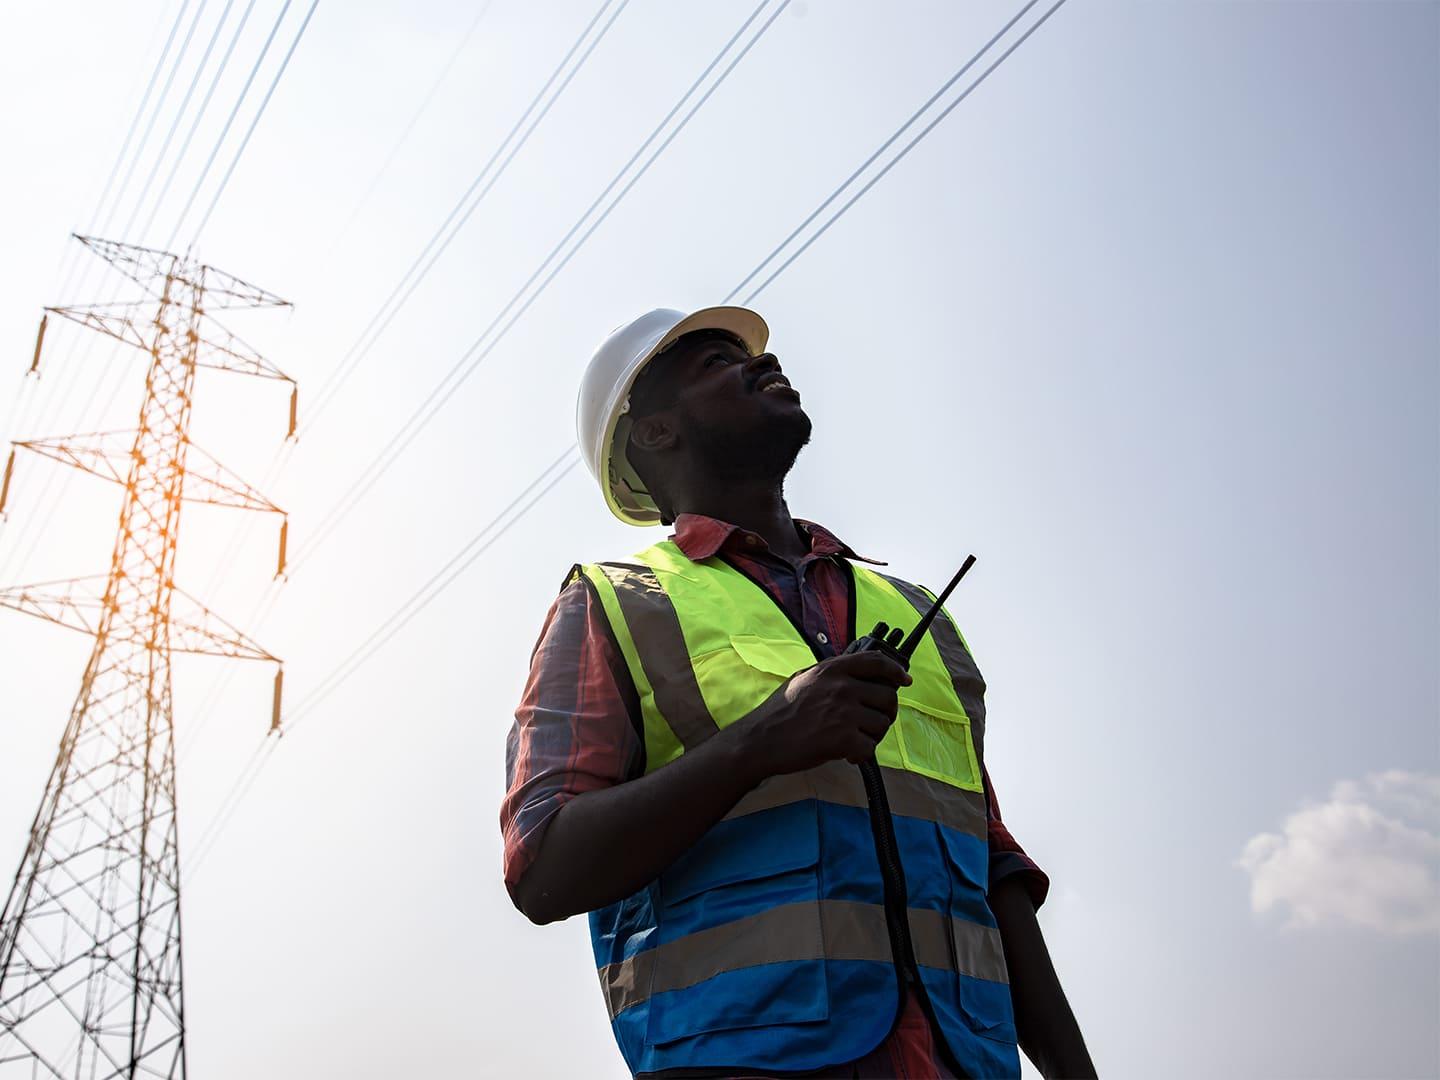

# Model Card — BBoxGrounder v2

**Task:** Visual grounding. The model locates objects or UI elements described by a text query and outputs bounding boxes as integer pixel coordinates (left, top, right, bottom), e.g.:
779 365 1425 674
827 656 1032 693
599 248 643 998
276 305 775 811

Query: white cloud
1238 770 1440 935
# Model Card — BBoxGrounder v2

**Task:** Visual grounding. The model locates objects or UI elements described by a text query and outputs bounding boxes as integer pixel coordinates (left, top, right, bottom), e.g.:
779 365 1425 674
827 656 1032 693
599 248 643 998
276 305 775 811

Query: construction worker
502 307 1095 1078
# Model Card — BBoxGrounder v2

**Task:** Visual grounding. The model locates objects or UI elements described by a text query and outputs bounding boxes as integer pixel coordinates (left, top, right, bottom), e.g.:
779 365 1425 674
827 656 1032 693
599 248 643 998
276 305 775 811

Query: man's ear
629 414 677 454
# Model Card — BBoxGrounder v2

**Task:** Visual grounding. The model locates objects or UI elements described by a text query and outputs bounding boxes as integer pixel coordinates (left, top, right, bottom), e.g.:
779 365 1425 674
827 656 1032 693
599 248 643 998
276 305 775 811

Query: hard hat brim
603 306 769 527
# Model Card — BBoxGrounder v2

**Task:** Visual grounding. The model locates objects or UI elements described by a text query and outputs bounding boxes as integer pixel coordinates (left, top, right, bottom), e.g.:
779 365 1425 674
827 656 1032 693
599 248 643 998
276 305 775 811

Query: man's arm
514 716 760 924
989 876 1097 1079
508 584 910 924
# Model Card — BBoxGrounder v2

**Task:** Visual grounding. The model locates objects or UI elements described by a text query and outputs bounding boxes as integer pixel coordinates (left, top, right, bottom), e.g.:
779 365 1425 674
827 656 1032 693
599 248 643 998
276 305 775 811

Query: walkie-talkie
842 554 976 669
843 553 976 987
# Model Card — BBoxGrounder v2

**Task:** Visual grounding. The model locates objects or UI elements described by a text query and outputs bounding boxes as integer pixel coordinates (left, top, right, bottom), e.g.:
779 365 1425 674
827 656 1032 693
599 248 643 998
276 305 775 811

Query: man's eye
704 353 729 368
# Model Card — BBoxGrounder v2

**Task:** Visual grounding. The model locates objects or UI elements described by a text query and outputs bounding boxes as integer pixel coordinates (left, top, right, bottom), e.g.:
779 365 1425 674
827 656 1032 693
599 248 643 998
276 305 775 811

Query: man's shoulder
854 562 929 596
557 549 658 598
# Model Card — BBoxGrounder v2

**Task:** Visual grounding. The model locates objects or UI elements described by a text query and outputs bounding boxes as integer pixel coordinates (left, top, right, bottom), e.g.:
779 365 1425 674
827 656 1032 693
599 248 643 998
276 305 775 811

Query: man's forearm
513 650 909 925
513 720 763 924
989 875 1097 1079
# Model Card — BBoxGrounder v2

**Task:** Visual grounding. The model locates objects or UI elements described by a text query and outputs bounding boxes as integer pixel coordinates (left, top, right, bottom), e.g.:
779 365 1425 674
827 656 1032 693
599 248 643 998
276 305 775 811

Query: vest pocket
892 697 982 793
939 826 1018 1045
648 802 827 1046
694 635 817 729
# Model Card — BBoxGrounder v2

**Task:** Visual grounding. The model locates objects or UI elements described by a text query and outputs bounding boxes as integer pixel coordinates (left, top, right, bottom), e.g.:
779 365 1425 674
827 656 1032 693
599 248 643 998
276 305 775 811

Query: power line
288 0 789 572
290 0 1066 710
1 0 310 583
180 0 630 713
187 0 322 248
39 1 182 294
301 0 626 430
734 0 1069 306
314 1 495 267
186 0 1070 876
95 0 208 242
2 0 243 578
724 0 1042 304
7 0 204 450
21 0 286 584
178 0 791 825
184 445 581 876
186 0 495 602
120 0 241 243
166 0 303 248
185 0 776 686
139 0 264 241
287 445 579 726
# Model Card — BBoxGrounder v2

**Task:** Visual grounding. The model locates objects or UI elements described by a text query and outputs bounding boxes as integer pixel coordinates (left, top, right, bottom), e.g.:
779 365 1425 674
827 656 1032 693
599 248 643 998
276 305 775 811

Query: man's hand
735 651 913 778
513 652 909 924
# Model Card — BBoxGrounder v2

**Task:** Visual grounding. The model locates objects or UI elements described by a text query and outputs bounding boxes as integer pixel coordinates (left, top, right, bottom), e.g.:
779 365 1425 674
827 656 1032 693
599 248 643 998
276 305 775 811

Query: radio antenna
897 554 976 659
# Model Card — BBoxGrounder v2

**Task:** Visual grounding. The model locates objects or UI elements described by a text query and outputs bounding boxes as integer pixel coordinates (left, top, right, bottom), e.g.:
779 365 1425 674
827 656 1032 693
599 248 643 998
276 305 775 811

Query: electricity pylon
0 235 295 1079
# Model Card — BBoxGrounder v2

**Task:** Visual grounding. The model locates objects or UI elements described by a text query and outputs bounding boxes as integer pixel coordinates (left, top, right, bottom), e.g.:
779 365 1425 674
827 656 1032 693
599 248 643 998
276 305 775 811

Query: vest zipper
859 759 919 998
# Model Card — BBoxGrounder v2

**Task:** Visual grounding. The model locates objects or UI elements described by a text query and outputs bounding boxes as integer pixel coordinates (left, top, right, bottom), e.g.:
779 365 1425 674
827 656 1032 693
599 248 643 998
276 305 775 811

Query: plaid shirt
502 514 1048 1076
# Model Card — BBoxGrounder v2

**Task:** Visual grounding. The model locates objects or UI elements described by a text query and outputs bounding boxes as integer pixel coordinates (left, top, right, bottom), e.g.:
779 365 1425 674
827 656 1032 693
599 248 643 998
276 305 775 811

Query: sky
0 1 1436 1077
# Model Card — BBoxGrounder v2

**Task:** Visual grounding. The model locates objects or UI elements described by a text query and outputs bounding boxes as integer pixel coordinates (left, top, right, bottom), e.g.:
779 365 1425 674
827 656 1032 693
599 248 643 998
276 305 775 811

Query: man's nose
744 352 781 376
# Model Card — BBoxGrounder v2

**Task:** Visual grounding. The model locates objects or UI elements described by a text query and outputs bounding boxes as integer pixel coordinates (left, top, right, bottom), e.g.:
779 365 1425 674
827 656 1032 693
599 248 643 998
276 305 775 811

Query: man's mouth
754 371 797 396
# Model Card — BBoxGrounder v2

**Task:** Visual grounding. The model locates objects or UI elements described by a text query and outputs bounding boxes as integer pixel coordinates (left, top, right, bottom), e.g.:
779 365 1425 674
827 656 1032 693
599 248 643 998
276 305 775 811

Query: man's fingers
830 650 912 686
855 709 895 740
854 683 901 719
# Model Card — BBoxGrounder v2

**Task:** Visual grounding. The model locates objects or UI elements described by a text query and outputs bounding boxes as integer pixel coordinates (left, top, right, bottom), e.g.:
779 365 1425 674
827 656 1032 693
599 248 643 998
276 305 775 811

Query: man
502 307 1095 1078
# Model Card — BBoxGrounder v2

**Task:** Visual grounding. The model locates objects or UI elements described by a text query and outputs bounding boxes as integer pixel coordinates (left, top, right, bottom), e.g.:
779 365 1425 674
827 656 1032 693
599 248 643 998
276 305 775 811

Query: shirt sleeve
983 765 1051 909
500 575 644 907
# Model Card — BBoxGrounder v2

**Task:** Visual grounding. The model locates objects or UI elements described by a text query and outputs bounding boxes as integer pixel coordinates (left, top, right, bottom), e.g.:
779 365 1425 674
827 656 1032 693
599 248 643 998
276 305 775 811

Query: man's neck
675 484 808 561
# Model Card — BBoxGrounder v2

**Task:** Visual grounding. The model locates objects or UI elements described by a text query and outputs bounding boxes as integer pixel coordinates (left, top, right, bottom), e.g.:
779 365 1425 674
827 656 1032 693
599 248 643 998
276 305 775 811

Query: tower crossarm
44 302 152 353
194 314 295 382
12 431 284 514
0 574 107 636
0 576 276 663
73 234 178 299
168 586 278 662
73 235 290 310
193 265 290 310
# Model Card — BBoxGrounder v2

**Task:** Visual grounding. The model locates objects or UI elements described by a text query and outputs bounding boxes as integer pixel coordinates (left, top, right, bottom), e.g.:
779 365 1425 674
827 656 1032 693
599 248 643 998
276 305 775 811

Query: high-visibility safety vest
574 540 1020 1079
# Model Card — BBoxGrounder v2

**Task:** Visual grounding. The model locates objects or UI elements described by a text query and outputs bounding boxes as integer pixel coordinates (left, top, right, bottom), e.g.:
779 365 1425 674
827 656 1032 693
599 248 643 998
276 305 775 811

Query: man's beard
687 408 813 487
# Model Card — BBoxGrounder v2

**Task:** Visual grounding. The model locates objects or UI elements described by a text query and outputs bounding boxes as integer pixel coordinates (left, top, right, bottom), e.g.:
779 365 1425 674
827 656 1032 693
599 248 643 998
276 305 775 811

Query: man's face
631 331 813 483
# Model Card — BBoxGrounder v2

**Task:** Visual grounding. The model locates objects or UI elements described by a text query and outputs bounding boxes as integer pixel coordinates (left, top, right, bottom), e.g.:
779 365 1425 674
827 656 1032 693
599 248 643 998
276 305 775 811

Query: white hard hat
577 306 769 526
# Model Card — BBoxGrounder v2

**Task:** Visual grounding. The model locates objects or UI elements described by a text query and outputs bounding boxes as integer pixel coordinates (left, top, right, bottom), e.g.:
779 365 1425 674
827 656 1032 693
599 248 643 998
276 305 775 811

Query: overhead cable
192 0 620 604
302 0 626 429
1 0 234 576
182 0 628 731
186 0 1071 875
314 1 496 268
184 445 581 876
166 0 304 248
288 0 789 571
120 0 242 243
277 0 1070 724
733 0 1069 306
186 0 323 248
7 0 205 450
1 0 314 582
138 0 264 242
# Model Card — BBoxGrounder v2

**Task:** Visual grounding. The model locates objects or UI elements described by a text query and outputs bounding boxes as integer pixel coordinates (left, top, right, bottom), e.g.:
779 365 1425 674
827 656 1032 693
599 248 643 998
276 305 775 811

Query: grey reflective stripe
953 914 1010 983
909 906 953 972
882 573 989 768
596 562 718 752
600 947 655 1019
724 760 986 840
600 901 824 1018
597 899 1007 1018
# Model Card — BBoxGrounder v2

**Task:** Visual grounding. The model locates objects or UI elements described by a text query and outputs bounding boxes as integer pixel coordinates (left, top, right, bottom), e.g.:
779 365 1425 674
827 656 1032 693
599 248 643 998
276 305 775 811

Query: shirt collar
669 513 885 565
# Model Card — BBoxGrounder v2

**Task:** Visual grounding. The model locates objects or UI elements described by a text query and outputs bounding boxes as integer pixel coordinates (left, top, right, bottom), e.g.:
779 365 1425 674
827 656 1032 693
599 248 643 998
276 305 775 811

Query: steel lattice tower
0 236 295 1079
